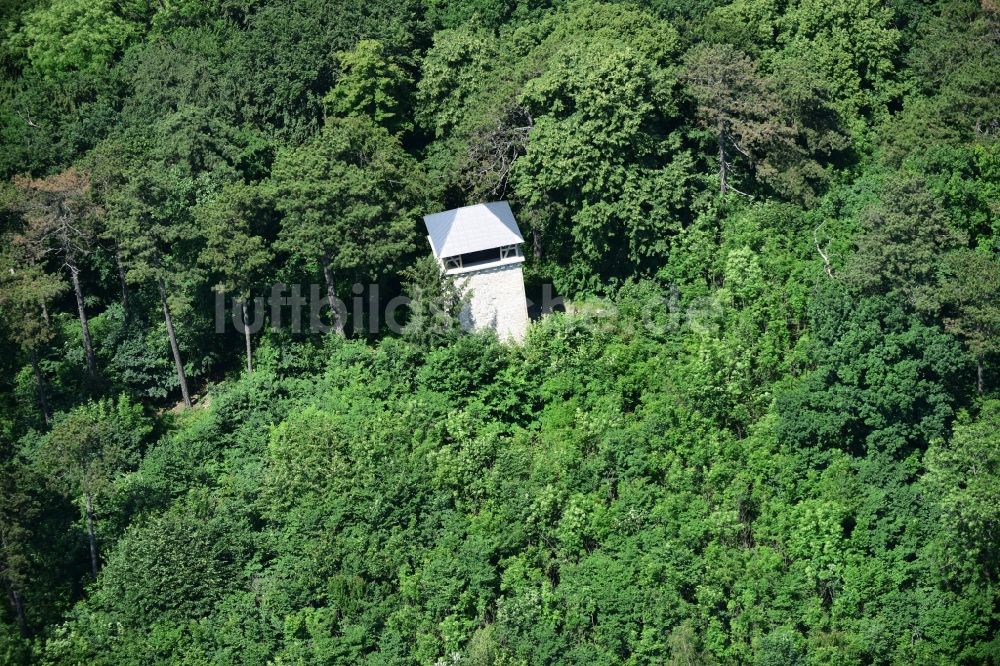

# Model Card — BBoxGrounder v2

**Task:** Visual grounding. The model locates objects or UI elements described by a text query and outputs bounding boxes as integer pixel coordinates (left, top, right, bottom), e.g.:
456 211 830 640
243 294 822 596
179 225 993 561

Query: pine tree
269 116 422 335
197 182 272 374
12 168 99 379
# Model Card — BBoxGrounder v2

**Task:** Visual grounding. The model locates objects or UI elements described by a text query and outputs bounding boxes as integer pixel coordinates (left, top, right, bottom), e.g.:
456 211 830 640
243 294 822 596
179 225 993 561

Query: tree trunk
321 252 345 336
157 277 192 408
84 491 98 578
242 300 253 374
113 241 130 311
30 350 50 426
67 258 97 378
532 226 543 261
718 133 728 194
10 585 26 636
977 359 984 395
0 530 28 636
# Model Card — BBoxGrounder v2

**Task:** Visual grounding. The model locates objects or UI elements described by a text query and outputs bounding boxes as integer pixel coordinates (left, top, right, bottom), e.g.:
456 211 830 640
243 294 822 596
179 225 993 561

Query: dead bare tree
461 103 546 256
814 221 834 278
15 110 41 129
462 102 533 200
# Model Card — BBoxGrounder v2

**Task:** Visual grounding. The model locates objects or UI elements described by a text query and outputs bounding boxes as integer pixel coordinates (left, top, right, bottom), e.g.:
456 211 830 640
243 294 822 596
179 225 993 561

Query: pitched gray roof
423 201 524 258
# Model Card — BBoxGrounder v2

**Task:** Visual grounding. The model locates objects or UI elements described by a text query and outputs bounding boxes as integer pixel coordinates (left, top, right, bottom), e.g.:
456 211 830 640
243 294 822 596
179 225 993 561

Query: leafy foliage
0 0 997 661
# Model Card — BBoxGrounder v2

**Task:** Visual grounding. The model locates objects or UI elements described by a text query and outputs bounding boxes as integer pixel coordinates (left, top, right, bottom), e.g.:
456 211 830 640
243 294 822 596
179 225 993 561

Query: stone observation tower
422 201 530 342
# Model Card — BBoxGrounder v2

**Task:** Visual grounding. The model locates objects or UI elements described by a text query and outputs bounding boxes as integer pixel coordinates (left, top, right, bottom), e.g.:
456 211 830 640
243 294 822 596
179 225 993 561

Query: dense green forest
0 0 998 661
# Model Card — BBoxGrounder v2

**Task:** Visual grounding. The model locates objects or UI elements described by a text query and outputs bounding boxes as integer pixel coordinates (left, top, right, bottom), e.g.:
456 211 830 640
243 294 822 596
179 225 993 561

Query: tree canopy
0 0 996 662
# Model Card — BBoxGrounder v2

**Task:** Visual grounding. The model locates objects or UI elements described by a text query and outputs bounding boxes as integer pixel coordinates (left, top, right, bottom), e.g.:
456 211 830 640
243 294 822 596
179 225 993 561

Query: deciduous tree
0 461 35 636
32 396 150 578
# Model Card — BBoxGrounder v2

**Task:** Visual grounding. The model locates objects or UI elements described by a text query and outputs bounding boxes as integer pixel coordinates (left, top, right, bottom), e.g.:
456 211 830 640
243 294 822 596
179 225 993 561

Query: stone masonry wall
456 262 529 342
